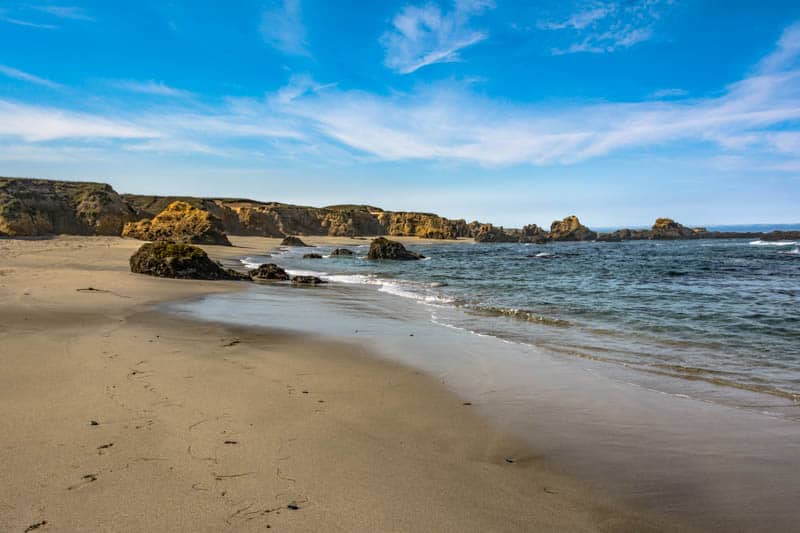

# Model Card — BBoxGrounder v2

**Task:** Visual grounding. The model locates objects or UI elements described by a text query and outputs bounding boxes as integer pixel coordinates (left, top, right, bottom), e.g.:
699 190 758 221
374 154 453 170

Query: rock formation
0 177 137 237
291 275 327 285
367 237 425 260
249 263 290 281
649 218 698 240
281 235 310 246
303 253 323 259
549 216 597 241
122 201 231 245
330 248 354 256
129 241 244 280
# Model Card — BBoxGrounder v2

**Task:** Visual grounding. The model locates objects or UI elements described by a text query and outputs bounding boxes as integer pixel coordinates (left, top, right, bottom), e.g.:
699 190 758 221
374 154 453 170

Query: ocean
229 238 800 403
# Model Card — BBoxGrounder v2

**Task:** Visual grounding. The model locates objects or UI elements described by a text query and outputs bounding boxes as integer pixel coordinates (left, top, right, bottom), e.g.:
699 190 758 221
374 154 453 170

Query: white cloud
0 65 62 89
260 0 309 56
651 88 688 99
0 100 157 142
0 9 56 29
382 0 495 74
1 21 799 171
541 1 671 55
111 80 193 98
31 6 94 21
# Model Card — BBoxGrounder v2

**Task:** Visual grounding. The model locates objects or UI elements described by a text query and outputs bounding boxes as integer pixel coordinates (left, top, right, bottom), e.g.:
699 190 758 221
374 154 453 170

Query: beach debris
330 248 354 256
504 458 515 464
462 402 472 406
224 440 238 445
223 338 241 347
287 502 300 510
97 443 114 450
24 520 47 532
77 287 109 293
89 420 99 426
248 263 290 281
280 235 311 247
291 275 327 286
67 473 98 490
303 253 323 259
543 487 558 494
129 241 246 280
367 237 424 260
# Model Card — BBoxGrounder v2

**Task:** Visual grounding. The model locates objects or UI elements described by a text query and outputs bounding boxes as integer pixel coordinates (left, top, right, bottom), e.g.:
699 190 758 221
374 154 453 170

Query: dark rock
330 248 354 256
291 275 327 285
281 235 311 246
303 253 323 259
549 216 597 241
472 223 520 243
519 224 549 243
650 218 697 240
249 263 290 281
367 237 424 260
129 241 246 280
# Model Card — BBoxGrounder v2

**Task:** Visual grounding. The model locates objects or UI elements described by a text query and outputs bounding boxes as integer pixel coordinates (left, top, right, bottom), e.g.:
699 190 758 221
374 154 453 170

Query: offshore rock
129 241 244 280
650 218 698 240
330 248 354 256
122 201 231 245
291 275 327 285
367 237 424 260
303 253 323 259
249 263 290 281
549 216 597 241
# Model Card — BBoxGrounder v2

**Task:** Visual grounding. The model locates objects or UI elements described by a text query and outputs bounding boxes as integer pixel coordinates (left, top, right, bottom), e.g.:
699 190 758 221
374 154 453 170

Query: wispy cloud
651 88 688 99
0 100 157 142
260 0 309 56
1 21 799 172
382 0 495 74
0 65 62 89
111 80 193 98
0 8 56 29
540 1 672 55
30 5 94 21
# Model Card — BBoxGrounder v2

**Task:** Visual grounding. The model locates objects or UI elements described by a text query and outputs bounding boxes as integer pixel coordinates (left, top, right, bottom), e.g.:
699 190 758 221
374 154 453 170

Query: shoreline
0 235 666 531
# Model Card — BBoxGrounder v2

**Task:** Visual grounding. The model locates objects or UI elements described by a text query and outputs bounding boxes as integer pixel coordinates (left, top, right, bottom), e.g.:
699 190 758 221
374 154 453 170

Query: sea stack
367 237 425 260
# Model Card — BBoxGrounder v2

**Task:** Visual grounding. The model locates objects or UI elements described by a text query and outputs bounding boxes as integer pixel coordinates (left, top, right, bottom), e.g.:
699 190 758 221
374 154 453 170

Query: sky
1 0 799 227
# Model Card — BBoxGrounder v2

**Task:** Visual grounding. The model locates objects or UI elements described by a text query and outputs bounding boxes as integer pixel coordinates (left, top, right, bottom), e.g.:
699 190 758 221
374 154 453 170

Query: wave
749 240 797 246
467 306 571 327
777 247 800 255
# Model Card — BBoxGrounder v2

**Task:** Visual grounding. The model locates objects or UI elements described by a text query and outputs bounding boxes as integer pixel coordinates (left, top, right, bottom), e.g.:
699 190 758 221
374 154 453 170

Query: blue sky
1 1 799 227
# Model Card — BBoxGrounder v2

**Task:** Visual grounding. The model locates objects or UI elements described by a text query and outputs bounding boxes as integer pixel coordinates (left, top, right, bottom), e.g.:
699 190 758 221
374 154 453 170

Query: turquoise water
237 238 800 400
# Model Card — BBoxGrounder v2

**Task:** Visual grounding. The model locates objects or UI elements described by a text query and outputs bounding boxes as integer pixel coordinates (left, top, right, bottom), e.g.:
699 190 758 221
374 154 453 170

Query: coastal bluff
2 177 798 243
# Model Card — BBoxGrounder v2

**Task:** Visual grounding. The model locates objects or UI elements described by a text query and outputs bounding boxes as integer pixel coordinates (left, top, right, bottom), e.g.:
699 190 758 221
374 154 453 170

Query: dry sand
0 235 670 532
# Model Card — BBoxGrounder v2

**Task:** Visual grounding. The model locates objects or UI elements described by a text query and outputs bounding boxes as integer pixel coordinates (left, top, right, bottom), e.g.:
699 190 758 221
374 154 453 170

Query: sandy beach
0 236 666 532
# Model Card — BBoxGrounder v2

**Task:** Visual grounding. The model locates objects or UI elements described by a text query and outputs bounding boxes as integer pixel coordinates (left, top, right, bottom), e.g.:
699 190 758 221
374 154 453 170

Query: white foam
749 240 796 246
286 269 329 277
778 247 800 255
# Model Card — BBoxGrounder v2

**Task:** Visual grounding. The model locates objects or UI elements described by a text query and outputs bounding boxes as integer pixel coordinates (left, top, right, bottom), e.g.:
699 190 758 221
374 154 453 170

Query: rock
249 263 290 281
650 218 697 240
366 237 424 260
122 201 231 245
281 235 311 247
330 248 354 256
519 224 549 243
549 216 597 241
303 253 323 259
472 223 520 243
291 275 327 285
130 241 245 280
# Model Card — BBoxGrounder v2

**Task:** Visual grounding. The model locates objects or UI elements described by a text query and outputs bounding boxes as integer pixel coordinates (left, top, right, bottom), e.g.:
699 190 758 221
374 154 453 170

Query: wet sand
0 236 664 532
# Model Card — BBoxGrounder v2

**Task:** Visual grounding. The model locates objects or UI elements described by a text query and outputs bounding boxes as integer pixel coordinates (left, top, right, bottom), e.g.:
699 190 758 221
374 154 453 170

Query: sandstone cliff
0 177 136 237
